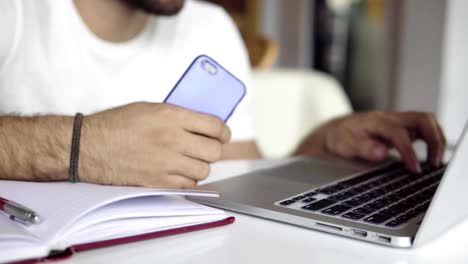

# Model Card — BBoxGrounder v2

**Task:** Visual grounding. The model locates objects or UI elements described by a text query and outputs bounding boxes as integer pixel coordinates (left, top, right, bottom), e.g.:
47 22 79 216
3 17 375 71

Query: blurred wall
438 0 468 145
258 0 314 68
393 0 446 113
395 0 468 145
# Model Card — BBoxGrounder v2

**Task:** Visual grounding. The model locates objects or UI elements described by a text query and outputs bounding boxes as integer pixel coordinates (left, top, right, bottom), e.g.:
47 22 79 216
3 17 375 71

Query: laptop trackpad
260 159 368 186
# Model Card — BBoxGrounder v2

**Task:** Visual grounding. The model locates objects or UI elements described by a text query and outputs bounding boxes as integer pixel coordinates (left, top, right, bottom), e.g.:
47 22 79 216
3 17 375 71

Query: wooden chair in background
245 36 278 70
204 0 278 70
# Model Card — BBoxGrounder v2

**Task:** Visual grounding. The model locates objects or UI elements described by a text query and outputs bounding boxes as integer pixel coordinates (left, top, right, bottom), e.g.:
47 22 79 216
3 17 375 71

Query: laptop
191 122 468 248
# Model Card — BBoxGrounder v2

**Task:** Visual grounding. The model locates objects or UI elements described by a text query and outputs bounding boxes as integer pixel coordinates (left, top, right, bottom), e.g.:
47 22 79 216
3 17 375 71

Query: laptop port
315 222 342 232
378 235 391 243
351 229 367 237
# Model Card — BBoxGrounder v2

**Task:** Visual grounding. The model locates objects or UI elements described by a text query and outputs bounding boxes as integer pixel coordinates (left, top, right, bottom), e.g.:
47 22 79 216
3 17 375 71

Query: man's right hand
80 102 231 189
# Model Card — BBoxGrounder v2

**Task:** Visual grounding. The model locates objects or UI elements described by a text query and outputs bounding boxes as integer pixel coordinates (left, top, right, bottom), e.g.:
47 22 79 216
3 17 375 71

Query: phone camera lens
201 60 217 75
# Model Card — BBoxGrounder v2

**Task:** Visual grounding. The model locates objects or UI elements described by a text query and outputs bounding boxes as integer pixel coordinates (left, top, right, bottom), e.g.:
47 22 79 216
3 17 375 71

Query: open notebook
0 181 233 263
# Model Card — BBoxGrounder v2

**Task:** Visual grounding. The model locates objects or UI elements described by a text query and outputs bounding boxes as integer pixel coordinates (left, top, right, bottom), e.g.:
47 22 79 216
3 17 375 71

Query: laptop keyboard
276 162 446 228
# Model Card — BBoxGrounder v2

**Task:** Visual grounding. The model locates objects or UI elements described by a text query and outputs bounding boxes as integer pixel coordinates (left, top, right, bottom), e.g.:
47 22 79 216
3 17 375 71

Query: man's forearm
0 115 73 181
293 122 329 157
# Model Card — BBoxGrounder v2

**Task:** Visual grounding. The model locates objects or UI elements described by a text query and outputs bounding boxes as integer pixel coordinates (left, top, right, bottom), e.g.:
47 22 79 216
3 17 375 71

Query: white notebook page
0 181 221 245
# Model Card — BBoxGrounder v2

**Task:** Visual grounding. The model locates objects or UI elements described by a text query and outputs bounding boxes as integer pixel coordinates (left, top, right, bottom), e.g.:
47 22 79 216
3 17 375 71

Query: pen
0 197 41 226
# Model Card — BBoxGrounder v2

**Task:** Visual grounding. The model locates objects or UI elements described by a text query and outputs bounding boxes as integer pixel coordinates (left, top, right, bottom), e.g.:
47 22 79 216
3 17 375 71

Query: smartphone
164 55 246 122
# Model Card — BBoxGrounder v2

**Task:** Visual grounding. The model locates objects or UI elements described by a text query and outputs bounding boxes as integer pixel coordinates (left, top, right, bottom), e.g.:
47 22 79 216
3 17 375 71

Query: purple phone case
164 55 246 121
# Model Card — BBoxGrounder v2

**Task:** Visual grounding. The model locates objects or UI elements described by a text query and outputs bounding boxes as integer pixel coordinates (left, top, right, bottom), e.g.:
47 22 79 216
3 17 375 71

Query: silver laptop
191 123 468 248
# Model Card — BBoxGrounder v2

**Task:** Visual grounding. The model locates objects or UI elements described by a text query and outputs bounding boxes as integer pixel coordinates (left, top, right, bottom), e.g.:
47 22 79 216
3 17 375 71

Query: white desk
67 157 468 264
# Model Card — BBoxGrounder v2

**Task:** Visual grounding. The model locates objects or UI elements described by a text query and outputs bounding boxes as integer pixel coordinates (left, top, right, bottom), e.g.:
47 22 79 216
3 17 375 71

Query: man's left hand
294 111 447 173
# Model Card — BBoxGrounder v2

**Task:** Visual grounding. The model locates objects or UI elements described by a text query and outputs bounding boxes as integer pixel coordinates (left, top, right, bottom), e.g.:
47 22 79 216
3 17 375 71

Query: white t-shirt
0 0 255 141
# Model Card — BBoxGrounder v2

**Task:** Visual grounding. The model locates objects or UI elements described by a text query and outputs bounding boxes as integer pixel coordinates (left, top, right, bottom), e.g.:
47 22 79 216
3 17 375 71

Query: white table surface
66 154 468 264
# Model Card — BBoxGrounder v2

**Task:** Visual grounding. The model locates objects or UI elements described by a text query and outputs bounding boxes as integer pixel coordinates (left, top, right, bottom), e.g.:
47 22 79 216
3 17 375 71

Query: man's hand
81 102 231 188
294 111 446 173
0 102 230 189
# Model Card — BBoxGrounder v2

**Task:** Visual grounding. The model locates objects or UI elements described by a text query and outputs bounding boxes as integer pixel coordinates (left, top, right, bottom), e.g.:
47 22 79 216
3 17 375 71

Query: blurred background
204 0 467 157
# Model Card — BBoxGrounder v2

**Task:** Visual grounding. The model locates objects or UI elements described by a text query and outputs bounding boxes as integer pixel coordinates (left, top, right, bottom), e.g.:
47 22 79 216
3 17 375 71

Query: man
0 0 446 188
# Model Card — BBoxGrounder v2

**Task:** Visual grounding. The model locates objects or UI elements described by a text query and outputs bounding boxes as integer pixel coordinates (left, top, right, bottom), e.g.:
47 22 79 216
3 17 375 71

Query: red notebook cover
12 216 235 264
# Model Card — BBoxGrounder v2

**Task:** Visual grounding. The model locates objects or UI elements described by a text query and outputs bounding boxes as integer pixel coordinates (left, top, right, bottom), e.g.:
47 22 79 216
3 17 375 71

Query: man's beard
126 0 186 15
